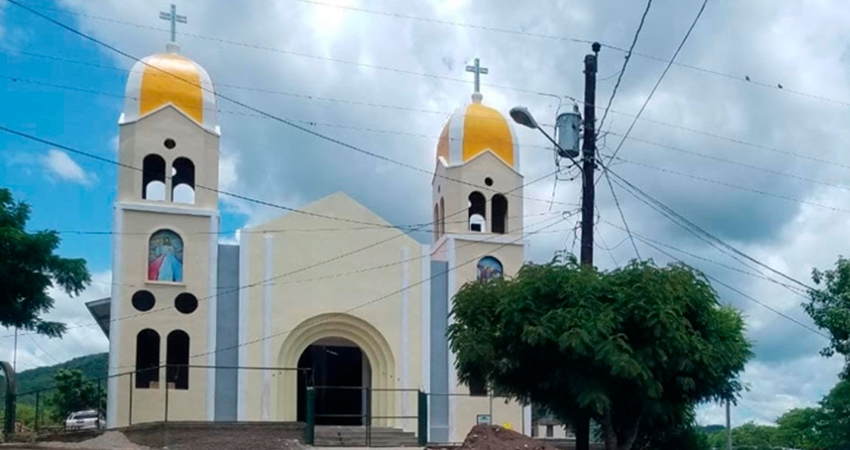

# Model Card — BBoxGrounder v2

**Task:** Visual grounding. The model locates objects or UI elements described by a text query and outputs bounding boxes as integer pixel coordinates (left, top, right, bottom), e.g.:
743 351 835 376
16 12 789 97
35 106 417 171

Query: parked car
64 410 105 431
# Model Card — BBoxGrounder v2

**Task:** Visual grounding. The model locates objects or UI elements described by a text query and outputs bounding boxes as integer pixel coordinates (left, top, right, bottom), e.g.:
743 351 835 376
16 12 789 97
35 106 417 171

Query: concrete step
315 426 419 447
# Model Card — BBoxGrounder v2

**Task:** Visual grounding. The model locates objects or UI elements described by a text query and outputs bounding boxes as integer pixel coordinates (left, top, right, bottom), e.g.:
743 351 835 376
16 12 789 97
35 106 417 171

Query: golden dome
437 93 519 170
121 44 218 133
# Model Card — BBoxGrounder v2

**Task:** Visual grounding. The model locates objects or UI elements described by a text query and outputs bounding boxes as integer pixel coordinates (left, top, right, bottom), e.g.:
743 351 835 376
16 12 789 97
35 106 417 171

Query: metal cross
159 4 187 43
465 58 489 94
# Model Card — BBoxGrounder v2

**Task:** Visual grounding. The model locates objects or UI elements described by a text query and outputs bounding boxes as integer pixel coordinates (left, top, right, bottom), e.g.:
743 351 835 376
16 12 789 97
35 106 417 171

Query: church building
87 37 532 443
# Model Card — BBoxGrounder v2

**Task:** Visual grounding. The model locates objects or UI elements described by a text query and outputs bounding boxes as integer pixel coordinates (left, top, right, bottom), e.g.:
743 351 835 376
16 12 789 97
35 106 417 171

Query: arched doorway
297 337 372 425
277 313 396 426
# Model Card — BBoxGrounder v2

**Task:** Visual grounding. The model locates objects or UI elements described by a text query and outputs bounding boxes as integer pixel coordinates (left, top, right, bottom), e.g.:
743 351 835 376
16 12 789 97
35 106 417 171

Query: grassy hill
14 352 108 403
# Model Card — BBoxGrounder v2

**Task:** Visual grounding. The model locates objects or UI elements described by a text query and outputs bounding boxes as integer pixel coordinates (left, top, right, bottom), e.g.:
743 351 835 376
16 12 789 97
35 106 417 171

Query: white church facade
86 40 532 443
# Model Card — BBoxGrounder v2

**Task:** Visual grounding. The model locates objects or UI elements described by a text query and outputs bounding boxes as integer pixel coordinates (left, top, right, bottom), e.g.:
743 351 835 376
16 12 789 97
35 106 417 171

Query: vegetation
448 257 752 450
47 369 106 421
0 188 91 337
806 256 850 377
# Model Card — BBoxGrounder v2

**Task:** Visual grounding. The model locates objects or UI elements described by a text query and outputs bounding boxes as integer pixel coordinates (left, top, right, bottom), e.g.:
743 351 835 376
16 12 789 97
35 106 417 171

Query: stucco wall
237 192 426 431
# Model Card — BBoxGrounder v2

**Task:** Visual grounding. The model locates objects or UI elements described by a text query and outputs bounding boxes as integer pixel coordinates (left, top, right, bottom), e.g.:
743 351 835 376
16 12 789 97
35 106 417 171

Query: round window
175 293 198 314
163 138 176 149
131 290 155 312
485 177 493 186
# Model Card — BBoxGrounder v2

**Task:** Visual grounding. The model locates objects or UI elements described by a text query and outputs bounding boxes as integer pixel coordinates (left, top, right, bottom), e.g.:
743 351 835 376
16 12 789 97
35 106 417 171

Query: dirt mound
460 425 558 450
39 431 149 449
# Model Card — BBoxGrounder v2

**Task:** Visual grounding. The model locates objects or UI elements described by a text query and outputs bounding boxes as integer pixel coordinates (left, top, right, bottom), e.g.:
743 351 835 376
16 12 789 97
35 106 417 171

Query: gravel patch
36 432 149 449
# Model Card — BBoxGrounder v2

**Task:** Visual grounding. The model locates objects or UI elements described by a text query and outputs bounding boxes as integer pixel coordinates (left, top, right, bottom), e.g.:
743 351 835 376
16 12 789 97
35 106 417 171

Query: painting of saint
477 256 503 282
148 229 184 282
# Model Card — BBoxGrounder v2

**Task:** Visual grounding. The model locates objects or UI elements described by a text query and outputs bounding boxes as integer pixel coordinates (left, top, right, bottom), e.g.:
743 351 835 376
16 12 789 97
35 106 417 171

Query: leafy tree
729 422 779 450
816 379 850 450
806 256 850 377
630 405 710 450
0 188 91 337
448 257 752 450
48 369 105 421
775 407 821 450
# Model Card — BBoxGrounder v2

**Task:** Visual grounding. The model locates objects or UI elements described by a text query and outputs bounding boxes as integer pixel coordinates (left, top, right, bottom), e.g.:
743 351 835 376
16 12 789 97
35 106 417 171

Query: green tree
806 257 850 377
816 380 850 450
0 188 91 337
730 422 779 450
48 369 105 421
448 257 752 450
775 407 821 450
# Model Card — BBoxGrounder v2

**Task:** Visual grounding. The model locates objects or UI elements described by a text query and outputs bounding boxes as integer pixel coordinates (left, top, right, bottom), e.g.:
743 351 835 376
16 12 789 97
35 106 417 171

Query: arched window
135 329 160 389
166 330 190 390
440 197 445 236
434 203 440 241
171 157 195 204
142 154 166 201
477 256 503 282
492 194 508 234
148 229 184 283
468 192 486 232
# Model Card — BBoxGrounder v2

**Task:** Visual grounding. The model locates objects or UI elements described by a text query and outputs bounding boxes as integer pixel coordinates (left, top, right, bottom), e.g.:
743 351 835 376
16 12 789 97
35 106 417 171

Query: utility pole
726 399 732 450
575 41 600 450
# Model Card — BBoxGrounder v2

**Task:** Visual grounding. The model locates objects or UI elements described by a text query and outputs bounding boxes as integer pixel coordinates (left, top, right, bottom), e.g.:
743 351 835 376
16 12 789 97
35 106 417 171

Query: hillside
15 352 108 402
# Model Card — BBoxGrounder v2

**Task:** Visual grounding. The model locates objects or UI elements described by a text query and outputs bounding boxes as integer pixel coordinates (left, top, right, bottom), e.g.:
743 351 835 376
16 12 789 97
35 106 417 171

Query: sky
2 0 850 427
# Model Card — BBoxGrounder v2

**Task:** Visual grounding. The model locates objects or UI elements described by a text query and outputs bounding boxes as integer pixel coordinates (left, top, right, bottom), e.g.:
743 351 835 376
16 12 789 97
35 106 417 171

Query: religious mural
476 256 503 282
148 229 184 282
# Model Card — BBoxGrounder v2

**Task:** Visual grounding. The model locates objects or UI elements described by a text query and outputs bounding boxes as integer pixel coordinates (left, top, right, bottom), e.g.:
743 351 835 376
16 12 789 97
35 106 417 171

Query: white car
64 410 105 431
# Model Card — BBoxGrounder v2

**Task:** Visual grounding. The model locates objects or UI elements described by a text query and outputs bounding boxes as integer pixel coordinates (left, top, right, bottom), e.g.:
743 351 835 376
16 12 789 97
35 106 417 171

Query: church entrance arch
296 337 371 425
277 314 396 426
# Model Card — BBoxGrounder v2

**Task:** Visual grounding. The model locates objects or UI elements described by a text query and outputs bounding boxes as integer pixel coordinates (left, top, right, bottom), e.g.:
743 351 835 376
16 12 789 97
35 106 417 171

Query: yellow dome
437 93 518 170
121 45 218 133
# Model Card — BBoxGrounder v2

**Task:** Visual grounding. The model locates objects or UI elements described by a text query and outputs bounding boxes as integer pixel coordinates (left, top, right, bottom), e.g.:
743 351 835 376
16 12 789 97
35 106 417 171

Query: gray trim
214 244 239 421
429 260 449 443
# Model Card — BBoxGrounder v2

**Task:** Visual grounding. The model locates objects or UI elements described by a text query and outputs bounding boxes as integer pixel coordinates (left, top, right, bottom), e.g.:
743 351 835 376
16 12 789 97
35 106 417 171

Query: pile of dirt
460 425 559 450
38 431 150 449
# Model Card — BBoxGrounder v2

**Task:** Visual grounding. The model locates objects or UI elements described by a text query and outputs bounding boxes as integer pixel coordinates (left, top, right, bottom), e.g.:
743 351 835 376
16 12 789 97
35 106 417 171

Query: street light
509 106 580 160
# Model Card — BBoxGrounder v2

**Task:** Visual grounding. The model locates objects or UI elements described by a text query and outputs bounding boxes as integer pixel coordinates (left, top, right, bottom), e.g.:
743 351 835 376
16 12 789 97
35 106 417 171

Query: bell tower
428 59 531 442
107 31 220 428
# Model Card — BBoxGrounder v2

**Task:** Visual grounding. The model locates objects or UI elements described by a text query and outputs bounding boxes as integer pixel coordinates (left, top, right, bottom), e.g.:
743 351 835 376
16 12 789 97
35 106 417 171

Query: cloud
2 271 111 370
40 149 98 187
19 0 846 424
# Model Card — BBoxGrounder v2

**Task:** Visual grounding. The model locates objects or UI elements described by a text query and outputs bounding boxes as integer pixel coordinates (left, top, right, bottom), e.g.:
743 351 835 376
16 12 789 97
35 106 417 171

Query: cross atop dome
159 3 187 51
465 58 488 103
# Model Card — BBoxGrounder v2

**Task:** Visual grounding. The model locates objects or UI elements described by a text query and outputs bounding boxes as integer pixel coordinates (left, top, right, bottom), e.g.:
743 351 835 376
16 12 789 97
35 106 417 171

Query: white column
206 216 219 421
237 231 250 421
261 234 273 421
400 247 410 430
106 206 123 429
523 405 532 436
446 237 457 442
420 244 432 442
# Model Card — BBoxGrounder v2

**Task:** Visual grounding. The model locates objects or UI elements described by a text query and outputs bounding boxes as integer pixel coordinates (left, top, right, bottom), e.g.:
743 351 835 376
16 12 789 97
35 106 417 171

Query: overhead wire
602 0 710 169
597 0 653 133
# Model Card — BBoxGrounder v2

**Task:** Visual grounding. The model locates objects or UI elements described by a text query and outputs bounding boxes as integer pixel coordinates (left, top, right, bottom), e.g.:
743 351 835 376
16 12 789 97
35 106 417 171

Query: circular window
131 290 155 312
175 293 198 314
485 177 493 186
163 138 176 149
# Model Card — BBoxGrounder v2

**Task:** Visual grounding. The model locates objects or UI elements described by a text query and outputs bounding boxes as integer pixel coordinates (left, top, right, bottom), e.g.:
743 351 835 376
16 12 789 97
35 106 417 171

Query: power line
616 156 850 215
598 0 653 133
603 165 813 292
626 228 826 339
187 215 566 361
601 219 807 298
10 52 849 178
27 334 61 365
606 131 850 193
602 171 641 260
603 0 710 168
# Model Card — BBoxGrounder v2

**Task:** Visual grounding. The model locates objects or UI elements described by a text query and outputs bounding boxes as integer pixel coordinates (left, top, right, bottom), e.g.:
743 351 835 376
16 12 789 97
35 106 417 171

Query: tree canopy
48 369 105 421
448 257 752 450
0 188 91 337
806 256 850 377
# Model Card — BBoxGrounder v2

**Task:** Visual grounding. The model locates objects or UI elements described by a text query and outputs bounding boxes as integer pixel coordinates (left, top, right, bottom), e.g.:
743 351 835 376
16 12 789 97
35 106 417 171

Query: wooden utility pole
575 41 600 450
